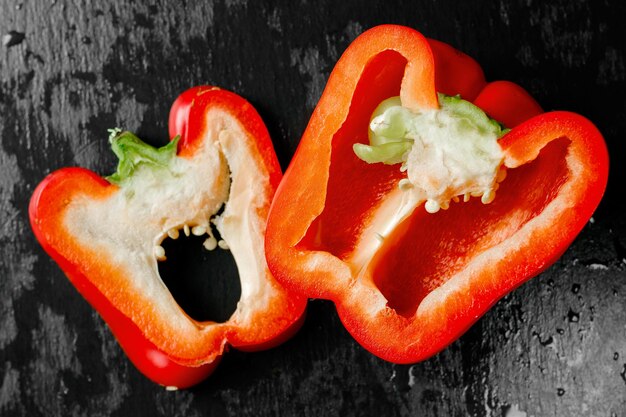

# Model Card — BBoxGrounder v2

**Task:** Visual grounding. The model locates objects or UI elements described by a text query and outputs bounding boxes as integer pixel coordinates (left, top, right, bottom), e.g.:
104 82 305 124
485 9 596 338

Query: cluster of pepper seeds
397 165 508 214
154 220 229 262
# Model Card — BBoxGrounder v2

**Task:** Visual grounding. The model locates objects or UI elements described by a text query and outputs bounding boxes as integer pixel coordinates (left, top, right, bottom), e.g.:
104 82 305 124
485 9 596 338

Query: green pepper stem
106 130 180 185
437 93 509 137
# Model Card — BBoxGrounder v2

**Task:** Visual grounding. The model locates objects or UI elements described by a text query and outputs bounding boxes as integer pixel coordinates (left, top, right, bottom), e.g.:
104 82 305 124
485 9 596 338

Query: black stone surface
1 1 625 416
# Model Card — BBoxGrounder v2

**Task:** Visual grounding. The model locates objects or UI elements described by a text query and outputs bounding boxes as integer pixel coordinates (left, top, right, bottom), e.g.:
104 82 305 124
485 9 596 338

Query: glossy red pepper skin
30 86 307 388
265 25 608 364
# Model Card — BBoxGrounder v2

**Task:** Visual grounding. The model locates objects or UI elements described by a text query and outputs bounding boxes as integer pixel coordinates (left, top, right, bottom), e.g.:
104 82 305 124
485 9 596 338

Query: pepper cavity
354 94 509 214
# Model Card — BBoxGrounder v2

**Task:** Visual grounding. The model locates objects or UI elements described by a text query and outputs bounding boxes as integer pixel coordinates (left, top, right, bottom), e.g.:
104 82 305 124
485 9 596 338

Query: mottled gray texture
29 306 81 416
0 362 21 414
290 20 363 112
290 46 325 110
1 0 625 416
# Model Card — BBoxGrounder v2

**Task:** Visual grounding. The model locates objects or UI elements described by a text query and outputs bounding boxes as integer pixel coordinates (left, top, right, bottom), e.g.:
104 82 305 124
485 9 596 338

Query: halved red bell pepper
265 25 608 364
30 86 307 388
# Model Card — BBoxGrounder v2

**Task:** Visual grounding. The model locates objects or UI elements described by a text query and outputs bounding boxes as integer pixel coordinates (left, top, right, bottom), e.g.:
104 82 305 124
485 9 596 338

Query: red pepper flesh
30 86 307 387
266 25 608 364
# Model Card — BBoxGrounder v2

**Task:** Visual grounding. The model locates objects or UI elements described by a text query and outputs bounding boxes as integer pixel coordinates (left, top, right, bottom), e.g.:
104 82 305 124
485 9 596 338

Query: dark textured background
1 1 625 416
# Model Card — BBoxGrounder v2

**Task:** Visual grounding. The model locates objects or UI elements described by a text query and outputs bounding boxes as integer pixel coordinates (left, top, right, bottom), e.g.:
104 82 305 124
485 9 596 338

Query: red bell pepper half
265 25 608 364
30 86 306 388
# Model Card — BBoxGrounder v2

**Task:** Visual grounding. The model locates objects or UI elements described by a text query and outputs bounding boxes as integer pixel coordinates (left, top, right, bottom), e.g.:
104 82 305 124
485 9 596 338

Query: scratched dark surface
1 1 625 416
